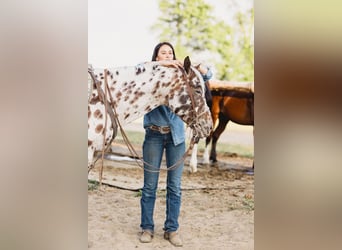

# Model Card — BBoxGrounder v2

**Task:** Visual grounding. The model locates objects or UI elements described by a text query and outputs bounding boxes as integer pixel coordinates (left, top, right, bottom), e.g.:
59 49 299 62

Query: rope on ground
88 178 248 192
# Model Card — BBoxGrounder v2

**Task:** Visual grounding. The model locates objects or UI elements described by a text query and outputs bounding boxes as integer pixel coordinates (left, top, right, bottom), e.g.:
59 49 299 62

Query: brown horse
189 84 254 173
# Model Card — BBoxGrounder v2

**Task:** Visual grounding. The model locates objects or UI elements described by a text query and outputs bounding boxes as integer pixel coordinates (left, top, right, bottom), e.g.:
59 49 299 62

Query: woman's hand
158 60 183 69
197 63 209 75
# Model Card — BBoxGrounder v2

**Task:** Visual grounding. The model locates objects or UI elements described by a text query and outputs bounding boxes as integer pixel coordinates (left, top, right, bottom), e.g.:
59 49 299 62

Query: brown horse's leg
205 135 211 147
210 113 229 162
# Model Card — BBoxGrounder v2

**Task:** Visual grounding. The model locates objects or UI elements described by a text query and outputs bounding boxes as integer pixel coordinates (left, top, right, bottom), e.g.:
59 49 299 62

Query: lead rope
98 70 111 185
88 68 118 184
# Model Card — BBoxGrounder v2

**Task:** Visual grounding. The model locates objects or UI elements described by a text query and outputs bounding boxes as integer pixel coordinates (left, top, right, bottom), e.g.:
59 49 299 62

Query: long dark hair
151 42 177 61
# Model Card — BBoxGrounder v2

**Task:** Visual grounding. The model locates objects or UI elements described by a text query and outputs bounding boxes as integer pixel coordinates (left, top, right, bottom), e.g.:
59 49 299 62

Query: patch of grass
88 179 99 191
135 189 142 197
157 189 166 197
115 130 254 158
114 130 145 145
134 189 166 198
242 196 255 211
228 196 254 211
188 135 254 158
199 141 254 158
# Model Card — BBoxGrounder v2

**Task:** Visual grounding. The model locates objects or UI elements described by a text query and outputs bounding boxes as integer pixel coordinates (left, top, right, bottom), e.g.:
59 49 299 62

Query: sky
88 0 252 68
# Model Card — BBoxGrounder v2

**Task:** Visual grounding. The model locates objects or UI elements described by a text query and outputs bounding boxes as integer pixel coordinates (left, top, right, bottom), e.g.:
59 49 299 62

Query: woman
139 42 212 247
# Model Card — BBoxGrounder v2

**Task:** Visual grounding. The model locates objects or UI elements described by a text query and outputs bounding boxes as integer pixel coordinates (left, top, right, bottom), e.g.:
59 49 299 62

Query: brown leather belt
149 125 171 134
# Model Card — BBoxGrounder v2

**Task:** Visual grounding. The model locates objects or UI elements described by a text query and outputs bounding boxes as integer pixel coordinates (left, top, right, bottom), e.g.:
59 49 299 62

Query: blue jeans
140 128 185 233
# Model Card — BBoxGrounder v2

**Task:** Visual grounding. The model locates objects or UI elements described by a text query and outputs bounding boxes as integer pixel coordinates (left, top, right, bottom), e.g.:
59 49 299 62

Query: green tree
152 0 254 81
226 7 254 81
152 0 231 60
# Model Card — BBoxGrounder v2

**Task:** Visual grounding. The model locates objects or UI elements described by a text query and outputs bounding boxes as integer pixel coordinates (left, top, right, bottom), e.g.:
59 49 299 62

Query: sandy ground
88 121 254 250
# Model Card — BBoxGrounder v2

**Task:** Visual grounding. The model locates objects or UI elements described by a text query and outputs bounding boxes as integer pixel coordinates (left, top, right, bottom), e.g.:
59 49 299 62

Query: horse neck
103 65 185 125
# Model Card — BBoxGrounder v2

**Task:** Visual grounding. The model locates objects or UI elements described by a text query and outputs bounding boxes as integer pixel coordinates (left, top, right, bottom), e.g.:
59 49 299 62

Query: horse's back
211 95 254 126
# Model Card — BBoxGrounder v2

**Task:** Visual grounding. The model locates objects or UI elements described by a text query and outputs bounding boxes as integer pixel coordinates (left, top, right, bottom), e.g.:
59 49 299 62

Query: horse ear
184 56 191 74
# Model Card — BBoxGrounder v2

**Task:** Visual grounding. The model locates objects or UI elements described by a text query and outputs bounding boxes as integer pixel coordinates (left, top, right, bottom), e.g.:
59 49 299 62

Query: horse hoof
210 158 218 163
189 168 197 173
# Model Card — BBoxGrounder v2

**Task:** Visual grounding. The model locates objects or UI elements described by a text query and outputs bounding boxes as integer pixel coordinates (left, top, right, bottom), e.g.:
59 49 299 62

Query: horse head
170 56 213 140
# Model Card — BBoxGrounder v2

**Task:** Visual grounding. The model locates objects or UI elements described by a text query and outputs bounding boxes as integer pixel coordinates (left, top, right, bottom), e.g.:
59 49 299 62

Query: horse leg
210 114 229 162
189 142 199 173
204 102 219 164
202 135 212 164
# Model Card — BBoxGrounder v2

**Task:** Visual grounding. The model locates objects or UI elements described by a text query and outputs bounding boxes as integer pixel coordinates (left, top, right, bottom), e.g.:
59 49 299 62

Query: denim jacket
143 65 213 146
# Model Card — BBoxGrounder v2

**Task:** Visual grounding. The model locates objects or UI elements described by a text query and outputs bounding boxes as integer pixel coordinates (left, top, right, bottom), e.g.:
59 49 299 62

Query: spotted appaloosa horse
189 81 254 173
88 57 213 171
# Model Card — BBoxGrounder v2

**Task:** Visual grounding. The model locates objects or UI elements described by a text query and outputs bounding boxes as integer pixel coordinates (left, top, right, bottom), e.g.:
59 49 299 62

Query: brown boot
140 230 153 243
164 231 183 247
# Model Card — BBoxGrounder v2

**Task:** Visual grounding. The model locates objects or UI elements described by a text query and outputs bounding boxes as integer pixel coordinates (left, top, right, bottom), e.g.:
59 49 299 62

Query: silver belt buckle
160 126 170 134
150 125 170 134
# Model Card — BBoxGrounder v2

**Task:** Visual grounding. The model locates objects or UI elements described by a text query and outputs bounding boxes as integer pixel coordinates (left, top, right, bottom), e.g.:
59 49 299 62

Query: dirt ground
88 128 254 250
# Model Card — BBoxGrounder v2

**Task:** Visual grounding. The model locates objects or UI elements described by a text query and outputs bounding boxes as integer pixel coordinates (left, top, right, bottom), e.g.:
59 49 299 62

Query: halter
179 65 207 141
